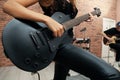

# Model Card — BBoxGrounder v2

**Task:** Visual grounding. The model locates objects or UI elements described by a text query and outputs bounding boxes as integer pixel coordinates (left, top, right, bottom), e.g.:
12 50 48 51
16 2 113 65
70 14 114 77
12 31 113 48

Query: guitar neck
62 11 97 31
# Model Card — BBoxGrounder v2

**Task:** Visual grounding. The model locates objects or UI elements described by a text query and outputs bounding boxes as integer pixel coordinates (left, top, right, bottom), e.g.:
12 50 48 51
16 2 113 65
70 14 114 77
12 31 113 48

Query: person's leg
109 43 120 61
54 43 120 80
115 50 120 62
53 62 70 80
109 43 120 50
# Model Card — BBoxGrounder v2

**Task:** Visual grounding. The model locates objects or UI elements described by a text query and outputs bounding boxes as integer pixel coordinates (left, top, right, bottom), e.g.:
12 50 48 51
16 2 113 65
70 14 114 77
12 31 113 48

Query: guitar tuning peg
94 7 101 17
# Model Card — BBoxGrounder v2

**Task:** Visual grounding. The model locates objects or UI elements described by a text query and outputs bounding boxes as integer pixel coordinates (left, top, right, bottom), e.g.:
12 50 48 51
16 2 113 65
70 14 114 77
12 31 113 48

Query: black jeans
53 44 120 80
109 43 120 61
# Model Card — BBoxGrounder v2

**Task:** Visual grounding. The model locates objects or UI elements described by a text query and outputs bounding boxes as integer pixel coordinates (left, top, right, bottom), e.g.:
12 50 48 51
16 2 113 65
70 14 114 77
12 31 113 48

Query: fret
62 8 101 31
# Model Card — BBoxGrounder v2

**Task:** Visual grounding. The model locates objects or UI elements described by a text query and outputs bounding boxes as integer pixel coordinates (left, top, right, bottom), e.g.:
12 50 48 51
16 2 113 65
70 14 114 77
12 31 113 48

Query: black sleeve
104 28 115 35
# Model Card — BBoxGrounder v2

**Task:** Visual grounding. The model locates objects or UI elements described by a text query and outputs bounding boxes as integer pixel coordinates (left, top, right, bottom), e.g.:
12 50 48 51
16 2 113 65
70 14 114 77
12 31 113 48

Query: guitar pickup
29 32 40 49
36 31 46 45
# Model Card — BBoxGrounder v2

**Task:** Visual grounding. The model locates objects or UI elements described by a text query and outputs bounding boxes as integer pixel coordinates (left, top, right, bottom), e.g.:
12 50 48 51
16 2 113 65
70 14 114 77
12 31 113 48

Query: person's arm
2 0 64 37
69 0 76 7
100 32 113 41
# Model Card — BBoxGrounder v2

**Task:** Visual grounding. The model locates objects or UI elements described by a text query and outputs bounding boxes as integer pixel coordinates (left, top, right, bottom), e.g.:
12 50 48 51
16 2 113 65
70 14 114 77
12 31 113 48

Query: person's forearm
2 0 65 37
2 1 50 24
101 32 110 40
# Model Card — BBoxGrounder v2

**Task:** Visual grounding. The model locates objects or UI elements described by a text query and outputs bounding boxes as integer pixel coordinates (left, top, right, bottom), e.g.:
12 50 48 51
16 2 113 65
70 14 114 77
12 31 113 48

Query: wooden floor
0 62 90 80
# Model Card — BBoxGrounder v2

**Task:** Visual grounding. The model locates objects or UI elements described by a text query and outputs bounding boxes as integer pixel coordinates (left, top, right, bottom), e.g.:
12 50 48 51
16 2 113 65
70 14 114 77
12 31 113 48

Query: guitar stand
75 38 91 51
74 27 91 51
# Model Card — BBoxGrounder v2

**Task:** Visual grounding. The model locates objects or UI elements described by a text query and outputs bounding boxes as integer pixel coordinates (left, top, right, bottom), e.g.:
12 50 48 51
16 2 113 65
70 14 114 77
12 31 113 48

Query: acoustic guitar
2 8 101 72
103 35 120 45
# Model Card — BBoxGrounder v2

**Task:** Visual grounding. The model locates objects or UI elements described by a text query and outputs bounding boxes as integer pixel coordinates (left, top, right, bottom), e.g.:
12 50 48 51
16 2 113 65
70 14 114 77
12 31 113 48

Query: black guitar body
2 8 101 72
2 12 71 72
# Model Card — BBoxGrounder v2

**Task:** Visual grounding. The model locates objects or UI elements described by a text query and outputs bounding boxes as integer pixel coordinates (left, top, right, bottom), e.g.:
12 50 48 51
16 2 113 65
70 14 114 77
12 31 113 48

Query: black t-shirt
38 0 78 38
104 28 120 38
39 0 78 18
104 28 120 43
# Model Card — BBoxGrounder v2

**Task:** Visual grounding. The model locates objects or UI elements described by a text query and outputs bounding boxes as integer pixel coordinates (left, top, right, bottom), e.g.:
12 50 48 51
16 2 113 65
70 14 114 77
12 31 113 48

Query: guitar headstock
92 7 101 17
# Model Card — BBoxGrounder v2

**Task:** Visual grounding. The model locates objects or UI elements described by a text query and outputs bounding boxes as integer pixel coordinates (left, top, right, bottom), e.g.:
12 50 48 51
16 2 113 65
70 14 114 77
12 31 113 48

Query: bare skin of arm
100 32 113 42
2 0 64 37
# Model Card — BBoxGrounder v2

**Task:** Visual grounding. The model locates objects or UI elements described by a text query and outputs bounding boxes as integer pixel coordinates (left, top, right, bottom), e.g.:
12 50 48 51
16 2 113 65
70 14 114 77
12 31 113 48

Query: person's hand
46 18 64 37
108 37 115 42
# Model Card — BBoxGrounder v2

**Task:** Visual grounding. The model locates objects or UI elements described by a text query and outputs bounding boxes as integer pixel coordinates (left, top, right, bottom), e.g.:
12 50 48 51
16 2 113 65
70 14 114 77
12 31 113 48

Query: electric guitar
2 8 101 72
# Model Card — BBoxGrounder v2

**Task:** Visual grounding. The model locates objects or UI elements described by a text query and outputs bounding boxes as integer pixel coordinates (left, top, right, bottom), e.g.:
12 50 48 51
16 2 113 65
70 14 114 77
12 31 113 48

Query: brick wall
0 0 13 66
116 0 120 22
74 0 116 57
0 0 117 66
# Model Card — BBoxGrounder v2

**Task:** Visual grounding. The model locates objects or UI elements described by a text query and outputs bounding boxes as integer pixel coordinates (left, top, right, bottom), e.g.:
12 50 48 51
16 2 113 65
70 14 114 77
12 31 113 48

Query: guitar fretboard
62 11 97 31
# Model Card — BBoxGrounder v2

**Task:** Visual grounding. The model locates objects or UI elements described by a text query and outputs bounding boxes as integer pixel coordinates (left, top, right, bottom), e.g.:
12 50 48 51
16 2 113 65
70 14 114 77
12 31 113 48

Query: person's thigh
54 44 120 80
109 43 120 50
